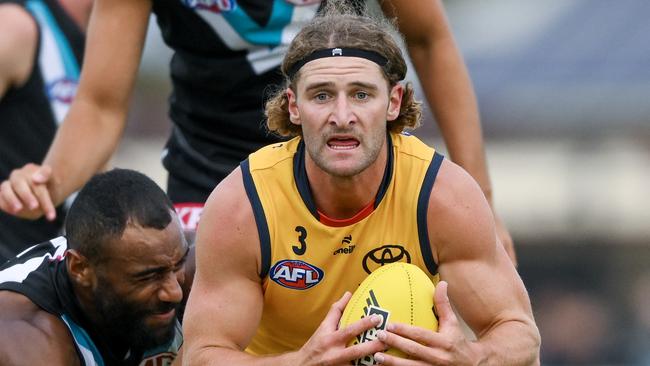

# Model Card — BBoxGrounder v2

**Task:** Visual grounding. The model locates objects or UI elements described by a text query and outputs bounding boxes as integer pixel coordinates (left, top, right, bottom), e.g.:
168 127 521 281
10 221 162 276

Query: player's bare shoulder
429 159 491 211
0 291 79 365
197 167 260 274
203 166 255 233
426 159 496 260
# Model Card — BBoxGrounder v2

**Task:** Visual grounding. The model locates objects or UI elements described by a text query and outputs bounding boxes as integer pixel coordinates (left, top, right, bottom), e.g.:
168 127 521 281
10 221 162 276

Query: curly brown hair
265 4 422 137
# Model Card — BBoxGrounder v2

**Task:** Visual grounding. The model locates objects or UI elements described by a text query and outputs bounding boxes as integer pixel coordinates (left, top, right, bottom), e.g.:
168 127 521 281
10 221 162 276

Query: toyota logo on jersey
270 259 324 290
362 245 411 274
46 78 78 104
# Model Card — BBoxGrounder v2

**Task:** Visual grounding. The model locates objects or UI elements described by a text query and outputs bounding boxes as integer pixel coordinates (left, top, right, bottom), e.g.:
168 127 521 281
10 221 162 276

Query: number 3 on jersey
293 226 307 255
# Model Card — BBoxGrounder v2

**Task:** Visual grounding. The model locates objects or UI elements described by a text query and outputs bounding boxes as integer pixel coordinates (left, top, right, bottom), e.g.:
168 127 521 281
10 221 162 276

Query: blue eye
315 93 328 101
355 91 369 100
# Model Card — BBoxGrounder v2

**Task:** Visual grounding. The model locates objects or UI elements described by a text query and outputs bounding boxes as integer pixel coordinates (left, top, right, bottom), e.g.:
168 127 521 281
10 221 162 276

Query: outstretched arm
382 0 516 264
0 0 152 221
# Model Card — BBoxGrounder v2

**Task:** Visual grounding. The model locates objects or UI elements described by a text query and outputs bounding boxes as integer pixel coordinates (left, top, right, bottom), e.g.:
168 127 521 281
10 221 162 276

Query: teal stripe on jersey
25 0 79 78
222 0 294 46
61 315 105 366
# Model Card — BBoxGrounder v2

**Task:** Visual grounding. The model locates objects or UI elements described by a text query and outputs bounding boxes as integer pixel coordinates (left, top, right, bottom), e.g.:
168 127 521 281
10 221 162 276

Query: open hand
0 164 57 220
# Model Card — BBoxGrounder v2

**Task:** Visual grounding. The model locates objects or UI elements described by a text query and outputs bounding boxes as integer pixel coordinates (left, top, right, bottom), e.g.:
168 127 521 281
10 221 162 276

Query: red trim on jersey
317 201 375 227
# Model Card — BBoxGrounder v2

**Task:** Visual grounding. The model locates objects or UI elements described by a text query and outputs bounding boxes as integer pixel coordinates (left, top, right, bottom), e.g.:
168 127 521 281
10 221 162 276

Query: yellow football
339 262 438 364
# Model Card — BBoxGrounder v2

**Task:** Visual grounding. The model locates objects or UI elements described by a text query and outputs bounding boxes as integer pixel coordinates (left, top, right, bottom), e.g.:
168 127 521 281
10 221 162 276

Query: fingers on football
340 339 385 364
339 313 382 344
386 323 439 347
433 281 458 329
373 351 430 366
321 292 352 332
334 291 352 312
376 330 449 365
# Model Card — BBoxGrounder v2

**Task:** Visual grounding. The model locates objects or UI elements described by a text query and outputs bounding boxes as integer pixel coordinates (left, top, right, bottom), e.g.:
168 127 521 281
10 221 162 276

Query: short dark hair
65 169 175 263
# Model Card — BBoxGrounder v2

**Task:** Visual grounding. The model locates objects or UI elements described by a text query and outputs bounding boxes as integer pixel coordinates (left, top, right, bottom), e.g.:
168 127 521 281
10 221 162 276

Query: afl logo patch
46 78 78 104
270 260 324 290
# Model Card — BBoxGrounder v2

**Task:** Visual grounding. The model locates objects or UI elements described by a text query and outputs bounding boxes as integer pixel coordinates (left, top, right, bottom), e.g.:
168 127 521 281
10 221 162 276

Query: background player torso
152 0 365 192
153 0 321 188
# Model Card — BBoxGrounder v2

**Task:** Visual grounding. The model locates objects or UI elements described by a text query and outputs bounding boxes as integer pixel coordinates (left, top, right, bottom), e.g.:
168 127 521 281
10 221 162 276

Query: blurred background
112 0 650 364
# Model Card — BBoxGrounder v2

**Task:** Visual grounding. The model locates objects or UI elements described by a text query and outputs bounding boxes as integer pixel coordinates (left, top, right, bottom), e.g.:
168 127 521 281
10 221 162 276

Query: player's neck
70 282 132 360
69 280 101 327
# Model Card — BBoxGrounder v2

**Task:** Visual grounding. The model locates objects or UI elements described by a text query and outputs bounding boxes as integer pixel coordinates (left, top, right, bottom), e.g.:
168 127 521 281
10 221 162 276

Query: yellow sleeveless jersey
241 132 444 355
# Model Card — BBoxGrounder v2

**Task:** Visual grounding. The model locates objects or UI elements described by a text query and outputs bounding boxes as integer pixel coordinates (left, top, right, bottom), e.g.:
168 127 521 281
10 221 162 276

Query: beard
92 277 178 352
304 126 386 178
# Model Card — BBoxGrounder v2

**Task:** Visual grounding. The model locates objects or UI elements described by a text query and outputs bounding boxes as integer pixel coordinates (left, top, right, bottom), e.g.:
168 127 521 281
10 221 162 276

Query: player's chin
324 160 366 177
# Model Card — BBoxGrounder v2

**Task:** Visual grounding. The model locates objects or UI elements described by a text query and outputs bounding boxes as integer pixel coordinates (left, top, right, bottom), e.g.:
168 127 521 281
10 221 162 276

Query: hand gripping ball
339 262 438 365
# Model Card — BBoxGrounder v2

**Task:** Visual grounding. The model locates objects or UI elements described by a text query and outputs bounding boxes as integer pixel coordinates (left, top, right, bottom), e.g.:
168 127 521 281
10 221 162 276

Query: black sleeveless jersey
0 237 183 366
0 0 84 260
152 0 364 194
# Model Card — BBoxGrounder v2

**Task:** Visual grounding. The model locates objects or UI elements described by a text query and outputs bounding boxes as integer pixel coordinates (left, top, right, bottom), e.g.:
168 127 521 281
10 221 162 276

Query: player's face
92 215 188 349
287 57 402 177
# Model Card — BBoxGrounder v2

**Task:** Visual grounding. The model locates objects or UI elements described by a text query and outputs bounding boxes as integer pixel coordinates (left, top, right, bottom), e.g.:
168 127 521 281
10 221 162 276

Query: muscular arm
0 4 37 99
182 168 297 365
0 291 80 365
182 169 382 365
428 160 540 365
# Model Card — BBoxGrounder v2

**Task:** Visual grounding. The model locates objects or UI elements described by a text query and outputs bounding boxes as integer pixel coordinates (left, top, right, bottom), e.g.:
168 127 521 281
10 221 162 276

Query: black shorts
163 125 282 231
166 173 211 232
